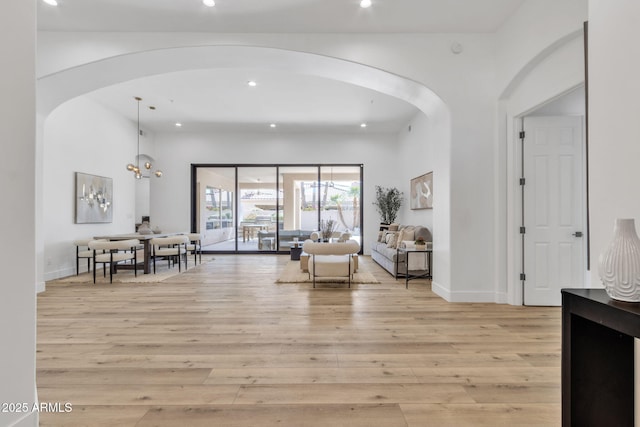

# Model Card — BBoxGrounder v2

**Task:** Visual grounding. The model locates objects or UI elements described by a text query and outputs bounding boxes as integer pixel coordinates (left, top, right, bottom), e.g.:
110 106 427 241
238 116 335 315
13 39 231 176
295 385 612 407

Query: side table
396 248 432 288
290 243 302 261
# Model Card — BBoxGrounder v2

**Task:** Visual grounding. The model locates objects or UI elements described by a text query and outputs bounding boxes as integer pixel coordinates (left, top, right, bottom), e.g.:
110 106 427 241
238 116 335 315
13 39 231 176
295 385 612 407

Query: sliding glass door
192 164 362 253
194 167 236 251
320 166 361 245
237 167 278 252
278 166 320 251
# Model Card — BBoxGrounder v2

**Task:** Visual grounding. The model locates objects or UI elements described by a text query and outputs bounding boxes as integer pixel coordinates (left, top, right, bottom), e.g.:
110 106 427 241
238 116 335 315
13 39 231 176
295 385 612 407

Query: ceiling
38 0 526 134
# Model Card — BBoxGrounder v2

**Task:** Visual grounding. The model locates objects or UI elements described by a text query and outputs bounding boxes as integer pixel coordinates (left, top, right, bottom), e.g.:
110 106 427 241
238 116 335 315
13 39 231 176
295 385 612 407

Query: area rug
48 256 214 285
276 260 380 284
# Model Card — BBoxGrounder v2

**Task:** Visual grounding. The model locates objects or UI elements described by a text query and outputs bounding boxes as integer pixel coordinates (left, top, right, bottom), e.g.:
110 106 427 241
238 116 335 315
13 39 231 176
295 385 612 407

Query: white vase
598 218 640 302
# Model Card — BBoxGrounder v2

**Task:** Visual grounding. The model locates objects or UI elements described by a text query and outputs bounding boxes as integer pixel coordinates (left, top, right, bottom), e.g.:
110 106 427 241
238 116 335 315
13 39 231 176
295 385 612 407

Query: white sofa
370 225 432 277
302 239 360 288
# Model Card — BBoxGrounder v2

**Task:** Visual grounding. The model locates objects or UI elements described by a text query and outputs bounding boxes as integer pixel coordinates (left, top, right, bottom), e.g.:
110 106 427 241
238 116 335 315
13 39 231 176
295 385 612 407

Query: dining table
93 232 187 274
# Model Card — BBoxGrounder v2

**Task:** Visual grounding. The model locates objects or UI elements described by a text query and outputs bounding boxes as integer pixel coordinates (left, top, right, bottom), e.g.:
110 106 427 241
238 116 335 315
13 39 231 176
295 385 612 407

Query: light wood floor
37 255 561 426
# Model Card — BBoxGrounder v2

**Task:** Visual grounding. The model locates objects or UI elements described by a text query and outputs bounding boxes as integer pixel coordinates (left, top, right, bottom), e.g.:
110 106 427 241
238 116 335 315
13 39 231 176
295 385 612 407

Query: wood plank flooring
37 255 561 426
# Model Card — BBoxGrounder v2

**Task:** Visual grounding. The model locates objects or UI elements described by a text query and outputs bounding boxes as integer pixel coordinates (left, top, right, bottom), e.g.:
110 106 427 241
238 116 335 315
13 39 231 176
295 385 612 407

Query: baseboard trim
36 281 46 294
431 281 451 301
494 291 508 304
44 267 75 282
432 281 498 303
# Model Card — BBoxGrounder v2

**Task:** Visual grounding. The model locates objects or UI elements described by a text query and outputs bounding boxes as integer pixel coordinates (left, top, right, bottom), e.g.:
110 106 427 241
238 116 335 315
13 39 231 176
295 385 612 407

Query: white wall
496 0 588 98
0 2 38 426
495 0 587 304
397 112 434 230
43 97 138 280
588 0 640 276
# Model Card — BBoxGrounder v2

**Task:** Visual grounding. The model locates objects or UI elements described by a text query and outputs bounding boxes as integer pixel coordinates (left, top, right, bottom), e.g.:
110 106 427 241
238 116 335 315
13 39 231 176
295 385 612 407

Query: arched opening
37 44 452 294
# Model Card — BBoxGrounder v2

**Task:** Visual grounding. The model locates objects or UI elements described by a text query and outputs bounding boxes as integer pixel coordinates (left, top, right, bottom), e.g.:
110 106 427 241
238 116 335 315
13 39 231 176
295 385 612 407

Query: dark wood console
561 288 639 426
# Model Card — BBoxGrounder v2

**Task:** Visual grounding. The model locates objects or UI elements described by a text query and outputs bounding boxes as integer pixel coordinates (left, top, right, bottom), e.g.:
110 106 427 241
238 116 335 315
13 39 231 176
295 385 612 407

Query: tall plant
373 186 403 224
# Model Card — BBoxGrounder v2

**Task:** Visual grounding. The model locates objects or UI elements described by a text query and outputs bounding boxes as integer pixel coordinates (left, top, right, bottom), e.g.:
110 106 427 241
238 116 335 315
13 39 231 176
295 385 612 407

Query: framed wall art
75 172 113 223
410 172 433 210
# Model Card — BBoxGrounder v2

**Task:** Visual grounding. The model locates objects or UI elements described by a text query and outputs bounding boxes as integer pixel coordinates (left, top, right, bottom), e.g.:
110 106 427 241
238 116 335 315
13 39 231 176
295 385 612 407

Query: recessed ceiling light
270 123 277 128
42 0 58 5
247 81 257 87
203 0 215 7
175 122 182 127
360 123 367 128
360 0 372 8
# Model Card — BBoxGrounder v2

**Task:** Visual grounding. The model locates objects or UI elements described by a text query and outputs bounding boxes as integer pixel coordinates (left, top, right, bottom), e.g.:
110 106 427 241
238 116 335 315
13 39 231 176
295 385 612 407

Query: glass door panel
237 167 277 252
197 167 236 252
320 166 362 244
278 166 319 251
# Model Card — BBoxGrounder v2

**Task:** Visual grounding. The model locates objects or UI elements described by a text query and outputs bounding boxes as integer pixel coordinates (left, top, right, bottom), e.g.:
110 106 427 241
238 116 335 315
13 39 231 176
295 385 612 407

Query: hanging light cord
136 97 141 172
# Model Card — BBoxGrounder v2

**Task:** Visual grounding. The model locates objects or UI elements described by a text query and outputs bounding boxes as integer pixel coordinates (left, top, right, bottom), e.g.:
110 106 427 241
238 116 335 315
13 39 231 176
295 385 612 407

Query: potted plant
373 186 403 226
414 236 426 250
320 219 337 242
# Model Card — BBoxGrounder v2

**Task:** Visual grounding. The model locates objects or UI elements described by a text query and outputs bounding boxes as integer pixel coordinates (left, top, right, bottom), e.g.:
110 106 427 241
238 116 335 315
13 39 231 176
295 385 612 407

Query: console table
561 288 640 426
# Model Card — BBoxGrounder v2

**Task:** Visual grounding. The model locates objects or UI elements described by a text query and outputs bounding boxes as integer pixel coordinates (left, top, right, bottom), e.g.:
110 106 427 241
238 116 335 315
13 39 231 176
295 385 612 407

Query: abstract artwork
75 172 113 223
410 172 433 210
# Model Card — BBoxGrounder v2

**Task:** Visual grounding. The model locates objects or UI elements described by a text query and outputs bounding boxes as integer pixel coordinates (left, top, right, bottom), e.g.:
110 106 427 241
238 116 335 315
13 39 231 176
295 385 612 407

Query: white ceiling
38 0 526 134
87 68 421 133
37 0 525 33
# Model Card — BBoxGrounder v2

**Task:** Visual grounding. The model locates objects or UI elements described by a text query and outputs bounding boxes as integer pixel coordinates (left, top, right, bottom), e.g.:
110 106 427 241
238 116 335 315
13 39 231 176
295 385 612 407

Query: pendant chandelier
126 96 163 179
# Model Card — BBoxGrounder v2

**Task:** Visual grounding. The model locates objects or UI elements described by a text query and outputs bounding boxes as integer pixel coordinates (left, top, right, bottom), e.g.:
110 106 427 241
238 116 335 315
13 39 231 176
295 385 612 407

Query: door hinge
519 178 526 186
519 131 526 139
520 273 526 281
519 226 526 234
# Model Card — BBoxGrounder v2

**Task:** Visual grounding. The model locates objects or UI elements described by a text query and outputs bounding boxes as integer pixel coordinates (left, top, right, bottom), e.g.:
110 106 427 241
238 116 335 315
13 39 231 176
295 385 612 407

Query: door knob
573 231 583 237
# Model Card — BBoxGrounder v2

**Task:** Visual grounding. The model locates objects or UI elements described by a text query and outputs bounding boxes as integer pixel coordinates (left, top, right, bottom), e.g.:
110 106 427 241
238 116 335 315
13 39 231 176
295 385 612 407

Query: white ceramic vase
598 218 640 302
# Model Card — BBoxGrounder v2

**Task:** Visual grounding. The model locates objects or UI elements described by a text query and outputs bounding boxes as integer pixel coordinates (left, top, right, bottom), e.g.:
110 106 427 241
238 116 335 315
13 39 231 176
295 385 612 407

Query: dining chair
73 238 108 275
186 233 202 265
73 239 93 275
88 238 141 284
150 235 189 273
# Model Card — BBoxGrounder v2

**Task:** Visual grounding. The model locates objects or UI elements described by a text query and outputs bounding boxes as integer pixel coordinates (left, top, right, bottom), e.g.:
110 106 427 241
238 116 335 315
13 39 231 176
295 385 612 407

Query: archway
36 44 452 296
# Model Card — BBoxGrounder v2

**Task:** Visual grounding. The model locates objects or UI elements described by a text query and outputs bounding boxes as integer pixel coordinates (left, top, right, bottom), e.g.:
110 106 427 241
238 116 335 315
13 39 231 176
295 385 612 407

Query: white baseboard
431 280 452 301
431 281 498 303
494 291 508 304
43 267 75 282
36 281 46 294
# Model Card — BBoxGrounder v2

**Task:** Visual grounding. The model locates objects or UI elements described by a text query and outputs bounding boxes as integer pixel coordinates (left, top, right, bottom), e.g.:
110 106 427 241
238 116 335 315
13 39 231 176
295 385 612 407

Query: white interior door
523 116 585 306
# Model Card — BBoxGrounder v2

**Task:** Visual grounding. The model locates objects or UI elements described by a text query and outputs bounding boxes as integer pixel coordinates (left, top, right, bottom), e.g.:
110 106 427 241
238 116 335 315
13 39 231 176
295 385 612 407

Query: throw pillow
395 228 406 249
402 226 416 242
389 223 400 231
386 233 398 248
